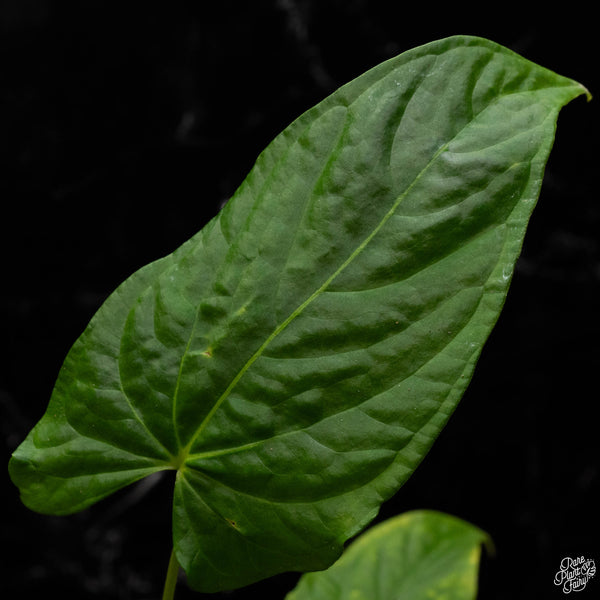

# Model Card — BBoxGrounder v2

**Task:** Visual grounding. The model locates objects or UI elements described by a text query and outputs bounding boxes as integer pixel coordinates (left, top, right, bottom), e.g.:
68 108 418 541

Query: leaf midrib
178 141 449 462
177 76 571 465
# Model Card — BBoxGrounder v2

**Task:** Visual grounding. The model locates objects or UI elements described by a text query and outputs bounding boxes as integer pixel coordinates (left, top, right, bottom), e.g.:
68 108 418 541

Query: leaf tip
582 84 593 102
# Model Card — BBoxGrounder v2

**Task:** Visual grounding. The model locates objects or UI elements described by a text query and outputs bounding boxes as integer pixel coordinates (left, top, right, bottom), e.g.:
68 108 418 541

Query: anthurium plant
8 35 589 598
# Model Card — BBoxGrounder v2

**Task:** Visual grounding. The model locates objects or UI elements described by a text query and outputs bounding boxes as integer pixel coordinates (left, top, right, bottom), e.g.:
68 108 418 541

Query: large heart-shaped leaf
9 36 587 592
286 511 490 600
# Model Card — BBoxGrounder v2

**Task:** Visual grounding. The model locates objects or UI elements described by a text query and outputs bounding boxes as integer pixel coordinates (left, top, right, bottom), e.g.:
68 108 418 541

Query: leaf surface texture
9 35 587 591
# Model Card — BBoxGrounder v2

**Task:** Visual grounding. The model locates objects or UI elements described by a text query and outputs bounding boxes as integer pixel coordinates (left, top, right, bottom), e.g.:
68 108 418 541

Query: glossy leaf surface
286 511 490 600
9 36 587 592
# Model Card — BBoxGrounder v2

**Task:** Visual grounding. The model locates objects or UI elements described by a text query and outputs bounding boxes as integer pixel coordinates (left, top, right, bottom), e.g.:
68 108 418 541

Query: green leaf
9 35 588 592
286 511 490 600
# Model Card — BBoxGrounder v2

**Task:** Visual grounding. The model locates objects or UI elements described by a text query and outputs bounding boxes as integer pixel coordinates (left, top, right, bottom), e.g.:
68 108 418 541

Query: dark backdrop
2 2 597 599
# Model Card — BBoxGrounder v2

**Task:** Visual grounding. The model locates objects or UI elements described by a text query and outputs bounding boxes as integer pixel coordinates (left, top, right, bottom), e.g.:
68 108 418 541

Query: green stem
162 547 180 600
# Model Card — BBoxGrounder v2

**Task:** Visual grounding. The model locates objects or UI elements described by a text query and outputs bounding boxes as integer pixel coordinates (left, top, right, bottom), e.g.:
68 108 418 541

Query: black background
1 2 598 599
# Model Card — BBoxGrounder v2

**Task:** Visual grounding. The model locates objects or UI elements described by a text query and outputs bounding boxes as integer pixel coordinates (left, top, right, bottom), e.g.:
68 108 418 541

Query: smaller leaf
285 510 490 600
